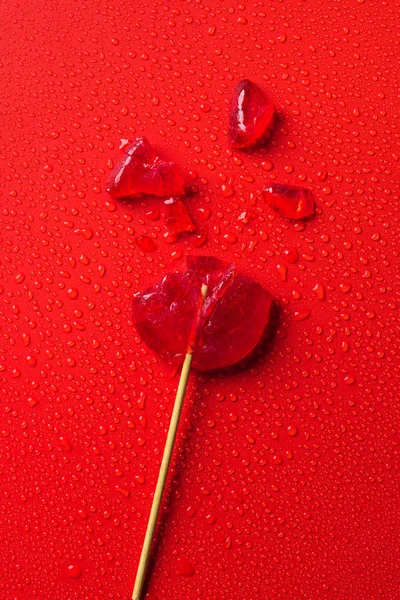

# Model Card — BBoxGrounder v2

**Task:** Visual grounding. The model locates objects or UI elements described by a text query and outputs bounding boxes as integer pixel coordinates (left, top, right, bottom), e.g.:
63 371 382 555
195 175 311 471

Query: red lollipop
131 257 275 600
133 255 274 371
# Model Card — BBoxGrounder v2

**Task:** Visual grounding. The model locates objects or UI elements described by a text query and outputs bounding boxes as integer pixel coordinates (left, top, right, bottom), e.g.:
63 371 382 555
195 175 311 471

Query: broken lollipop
131 256 275 599
133 255 274 371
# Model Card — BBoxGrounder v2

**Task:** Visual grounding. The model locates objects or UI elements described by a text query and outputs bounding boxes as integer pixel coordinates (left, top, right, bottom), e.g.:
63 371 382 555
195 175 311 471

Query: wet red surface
0 1 399 599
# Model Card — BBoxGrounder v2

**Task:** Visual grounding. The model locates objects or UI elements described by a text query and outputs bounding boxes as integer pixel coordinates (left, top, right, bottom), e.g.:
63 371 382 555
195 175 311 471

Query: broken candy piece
186 255 226 275
164 198 196 237
229 80 275 149
107 137 187 199
263 183 315 220
132 256 273 372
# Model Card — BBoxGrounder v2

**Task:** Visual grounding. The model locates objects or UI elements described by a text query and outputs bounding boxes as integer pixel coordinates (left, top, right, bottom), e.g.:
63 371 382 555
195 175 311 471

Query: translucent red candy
107 137 186 199
263 183 315 220
229 80 275 149
164 198 196 237
132 256 273 372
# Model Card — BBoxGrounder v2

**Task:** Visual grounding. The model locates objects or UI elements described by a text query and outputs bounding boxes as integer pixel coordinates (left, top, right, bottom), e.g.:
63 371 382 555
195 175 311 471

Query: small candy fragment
133 256 274 371
263 183 315 220
164 198 196 237
191 225 208 248
229 80 275 149
107 137 187 199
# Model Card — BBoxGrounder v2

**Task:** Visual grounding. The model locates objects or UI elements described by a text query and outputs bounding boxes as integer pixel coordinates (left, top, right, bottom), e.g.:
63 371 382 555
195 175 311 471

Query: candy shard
122 137 155 158
186 255 226 275
107 137 187 199
263 183 315 220
164 198 196 237
133 256 274 372
229 79 275 149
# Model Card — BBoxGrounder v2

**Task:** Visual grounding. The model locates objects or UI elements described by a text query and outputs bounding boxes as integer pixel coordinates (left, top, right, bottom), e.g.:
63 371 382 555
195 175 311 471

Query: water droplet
67 564 82 579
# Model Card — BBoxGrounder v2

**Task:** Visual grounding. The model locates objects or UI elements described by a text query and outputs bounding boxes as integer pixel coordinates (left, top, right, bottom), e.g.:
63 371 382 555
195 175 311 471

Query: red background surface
0 0 399 598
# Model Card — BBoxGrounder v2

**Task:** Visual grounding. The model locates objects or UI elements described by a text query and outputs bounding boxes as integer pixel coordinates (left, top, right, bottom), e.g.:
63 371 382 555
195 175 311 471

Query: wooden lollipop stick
132 284 208 600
